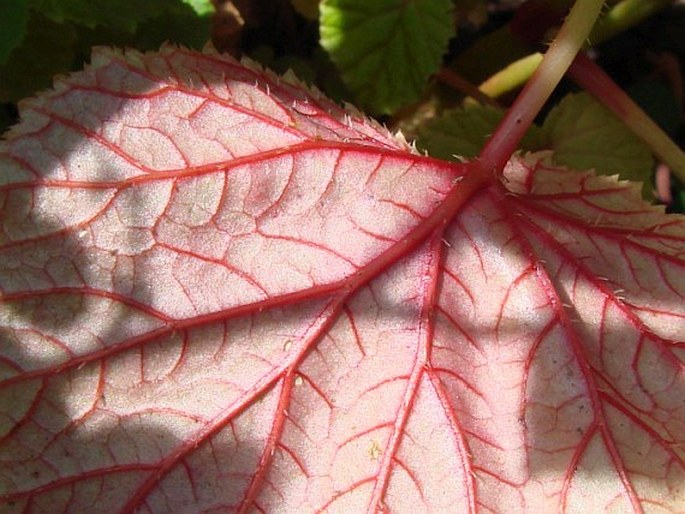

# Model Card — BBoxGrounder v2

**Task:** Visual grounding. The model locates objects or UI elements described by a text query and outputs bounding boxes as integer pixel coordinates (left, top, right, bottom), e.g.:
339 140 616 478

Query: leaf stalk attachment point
478 0 606 174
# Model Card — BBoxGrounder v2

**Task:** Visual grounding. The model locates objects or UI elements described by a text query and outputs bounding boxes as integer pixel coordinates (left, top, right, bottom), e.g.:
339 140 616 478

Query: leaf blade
540 92 655 194
0 0 29 64
1 48 684 513
320 0 455 114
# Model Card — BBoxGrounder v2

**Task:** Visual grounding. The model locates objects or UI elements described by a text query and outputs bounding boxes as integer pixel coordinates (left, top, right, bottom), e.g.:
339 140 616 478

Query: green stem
479 0 674 100
568 53 685 183
479 53 543 100
479 0 605 173
590 0 674 44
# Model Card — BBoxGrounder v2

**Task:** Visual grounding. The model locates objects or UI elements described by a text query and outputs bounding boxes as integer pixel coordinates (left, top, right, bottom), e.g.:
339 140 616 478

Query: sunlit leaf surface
0 46 683 513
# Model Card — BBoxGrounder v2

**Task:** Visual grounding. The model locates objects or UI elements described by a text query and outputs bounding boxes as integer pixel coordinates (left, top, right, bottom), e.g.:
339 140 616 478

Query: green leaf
320 0 454 114
415 104 542 161
416 93 656 195
129 3 211 50
30 0 171 32
0 0 29 64
0 2 211 103
540 92 655 193
0 11 76 102
69 1 210 53
182 0 214 16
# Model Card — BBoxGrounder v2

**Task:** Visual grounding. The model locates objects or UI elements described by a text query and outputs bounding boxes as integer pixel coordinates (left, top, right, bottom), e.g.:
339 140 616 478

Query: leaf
121 3 211 51
415 104 543 161
540 91 655 193
1 46 684 512
181 0 214 17
416 95 653 195
0 0 29 65
0 11 77 102
30 0 173 32
0 3 210 103
320 0 454 114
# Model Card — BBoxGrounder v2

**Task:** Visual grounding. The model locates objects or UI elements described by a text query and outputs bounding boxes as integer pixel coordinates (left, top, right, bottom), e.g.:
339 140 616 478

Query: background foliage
1 0 684 205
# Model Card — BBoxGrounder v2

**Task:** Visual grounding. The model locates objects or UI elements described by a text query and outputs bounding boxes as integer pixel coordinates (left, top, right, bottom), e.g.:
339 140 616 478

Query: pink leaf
1 46 683 513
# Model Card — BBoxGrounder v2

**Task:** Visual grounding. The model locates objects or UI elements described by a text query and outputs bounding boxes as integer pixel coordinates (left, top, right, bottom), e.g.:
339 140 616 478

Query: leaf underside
0 46 684 513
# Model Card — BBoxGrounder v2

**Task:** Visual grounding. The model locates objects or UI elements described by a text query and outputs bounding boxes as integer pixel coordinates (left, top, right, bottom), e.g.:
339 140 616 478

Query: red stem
567 53 631 118
568 52 685 182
